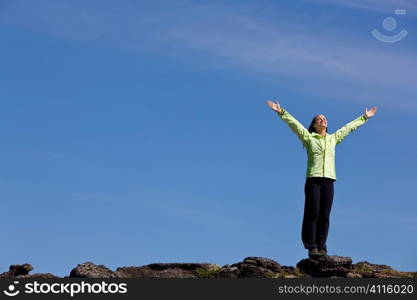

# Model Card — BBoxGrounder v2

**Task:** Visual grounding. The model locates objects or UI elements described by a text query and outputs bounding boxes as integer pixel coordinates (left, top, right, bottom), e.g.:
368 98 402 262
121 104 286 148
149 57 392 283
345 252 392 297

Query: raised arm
334 106 378 144
267 100 310 146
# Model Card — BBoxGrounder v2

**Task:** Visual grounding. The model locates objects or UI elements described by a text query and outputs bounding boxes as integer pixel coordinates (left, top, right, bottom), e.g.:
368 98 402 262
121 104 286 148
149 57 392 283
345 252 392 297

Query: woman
266 100 378 259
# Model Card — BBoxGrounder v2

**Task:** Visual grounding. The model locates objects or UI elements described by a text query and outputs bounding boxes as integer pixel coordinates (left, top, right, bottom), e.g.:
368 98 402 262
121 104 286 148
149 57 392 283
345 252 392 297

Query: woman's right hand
267 100 282 113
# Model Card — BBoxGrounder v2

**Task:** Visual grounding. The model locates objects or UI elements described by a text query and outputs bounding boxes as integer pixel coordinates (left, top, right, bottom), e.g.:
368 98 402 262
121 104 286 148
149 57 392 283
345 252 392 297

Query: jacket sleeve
277 109 310 146
334 114 368 144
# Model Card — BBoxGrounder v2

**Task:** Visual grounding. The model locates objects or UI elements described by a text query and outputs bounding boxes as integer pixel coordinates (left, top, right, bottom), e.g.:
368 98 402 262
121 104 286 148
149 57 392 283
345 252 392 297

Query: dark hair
302 115 328 149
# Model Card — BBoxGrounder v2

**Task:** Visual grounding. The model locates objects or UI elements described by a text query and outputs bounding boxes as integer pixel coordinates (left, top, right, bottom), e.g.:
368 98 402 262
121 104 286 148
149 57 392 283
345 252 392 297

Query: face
314 114 327 129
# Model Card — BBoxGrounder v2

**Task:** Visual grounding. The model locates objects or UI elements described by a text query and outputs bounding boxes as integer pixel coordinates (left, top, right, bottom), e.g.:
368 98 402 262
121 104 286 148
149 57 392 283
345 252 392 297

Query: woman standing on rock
266 100 378 259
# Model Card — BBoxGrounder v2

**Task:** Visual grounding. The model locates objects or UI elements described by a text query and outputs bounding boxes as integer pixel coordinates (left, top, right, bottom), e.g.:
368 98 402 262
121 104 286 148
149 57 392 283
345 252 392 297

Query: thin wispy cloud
3 0 416 110
155 5 417 109
159 10 416 85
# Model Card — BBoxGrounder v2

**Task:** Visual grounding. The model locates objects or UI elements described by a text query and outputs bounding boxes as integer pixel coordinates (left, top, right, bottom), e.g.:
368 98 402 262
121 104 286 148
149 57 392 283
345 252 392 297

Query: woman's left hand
365 106 378 118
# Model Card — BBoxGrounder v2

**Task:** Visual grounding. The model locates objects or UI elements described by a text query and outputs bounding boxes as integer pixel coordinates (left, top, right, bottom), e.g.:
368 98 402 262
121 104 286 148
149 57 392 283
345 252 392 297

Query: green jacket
277 109 369 181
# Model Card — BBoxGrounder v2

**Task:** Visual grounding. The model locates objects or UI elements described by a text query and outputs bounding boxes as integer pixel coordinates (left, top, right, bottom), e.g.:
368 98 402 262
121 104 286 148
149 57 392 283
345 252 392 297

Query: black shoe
308 248 319 259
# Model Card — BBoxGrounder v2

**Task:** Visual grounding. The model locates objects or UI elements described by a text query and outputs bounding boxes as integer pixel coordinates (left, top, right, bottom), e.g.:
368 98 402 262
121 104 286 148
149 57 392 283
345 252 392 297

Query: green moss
195 266 222 278
383 270 417 278
354 263 373 274
266 268 307 278
354 263 416 278
294 267 307 277
265 272 282 278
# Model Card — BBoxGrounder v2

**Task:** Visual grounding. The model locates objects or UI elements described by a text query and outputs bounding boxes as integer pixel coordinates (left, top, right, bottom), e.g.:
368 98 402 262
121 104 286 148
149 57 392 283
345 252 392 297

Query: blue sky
0 0 416 277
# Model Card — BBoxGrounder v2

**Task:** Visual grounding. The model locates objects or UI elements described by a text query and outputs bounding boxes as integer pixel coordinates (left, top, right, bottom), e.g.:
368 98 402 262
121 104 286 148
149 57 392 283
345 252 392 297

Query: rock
281 266 296 272
0 264 59 278
353 261 404 278
280 265 301 277
346 272 362 278
218 257 281 278
217 265 241 278
355 261 393 272
1 257 414 278
69 262 116 278
297 255 353 277
17 273 60 278
0 264 34 277
243 257 282 272
115 263 219 278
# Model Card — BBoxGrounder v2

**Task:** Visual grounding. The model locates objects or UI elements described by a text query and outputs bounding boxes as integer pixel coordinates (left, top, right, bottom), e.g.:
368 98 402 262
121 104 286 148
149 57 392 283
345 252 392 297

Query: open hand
267 100 282 113
365 106 378 118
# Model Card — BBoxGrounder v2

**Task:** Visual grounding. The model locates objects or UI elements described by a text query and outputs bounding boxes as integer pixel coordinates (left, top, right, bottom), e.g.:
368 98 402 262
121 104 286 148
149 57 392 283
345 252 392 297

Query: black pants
302 177 335 251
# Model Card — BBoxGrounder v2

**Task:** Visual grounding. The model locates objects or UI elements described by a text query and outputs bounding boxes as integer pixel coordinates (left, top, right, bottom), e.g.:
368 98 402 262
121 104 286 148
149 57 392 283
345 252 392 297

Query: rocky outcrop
218 257 282 278
0 264 33 277
0 264 58 278
352 261 412 278
69 262 117 278
116 263 219 278
296 255 353 277
2 257 416 279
